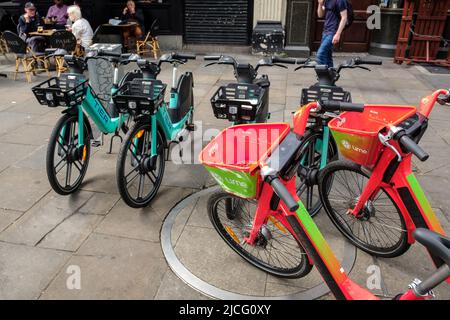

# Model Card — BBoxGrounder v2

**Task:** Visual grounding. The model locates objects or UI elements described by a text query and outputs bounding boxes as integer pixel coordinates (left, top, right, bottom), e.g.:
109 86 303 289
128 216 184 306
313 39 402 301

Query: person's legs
316 34 334 68
26 36 46 53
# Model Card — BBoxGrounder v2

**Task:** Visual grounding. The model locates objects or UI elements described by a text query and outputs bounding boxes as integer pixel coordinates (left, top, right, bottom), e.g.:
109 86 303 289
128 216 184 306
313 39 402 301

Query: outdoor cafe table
28 30 56 38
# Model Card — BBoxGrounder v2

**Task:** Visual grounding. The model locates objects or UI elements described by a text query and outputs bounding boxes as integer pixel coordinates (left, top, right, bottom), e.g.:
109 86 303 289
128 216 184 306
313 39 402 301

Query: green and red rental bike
199 89 450 299
317 89 449 258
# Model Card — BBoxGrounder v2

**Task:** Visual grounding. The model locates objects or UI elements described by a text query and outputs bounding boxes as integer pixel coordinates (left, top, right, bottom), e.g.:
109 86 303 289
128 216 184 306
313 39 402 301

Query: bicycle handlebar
398 134 429 162
272 57 297 65
354 58 383 66
172 53 196 61
269 177 299 212
320 101 365 113
204 55 222 61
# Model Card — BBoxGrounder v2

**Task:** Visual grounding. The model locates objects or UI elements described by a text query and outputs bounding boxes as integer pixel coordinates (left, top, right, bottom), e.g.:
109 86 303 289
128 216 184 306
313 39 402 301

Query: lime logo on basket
341 140 368 155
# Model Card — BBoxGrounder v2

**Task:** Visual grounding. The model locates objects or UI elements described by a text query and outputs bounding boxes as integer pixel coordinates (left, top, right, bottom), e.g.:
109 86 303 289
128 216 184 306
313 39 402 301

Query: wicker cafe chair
3 31 49 83
0 32 8 56
48 30 78 77
136 19 160 59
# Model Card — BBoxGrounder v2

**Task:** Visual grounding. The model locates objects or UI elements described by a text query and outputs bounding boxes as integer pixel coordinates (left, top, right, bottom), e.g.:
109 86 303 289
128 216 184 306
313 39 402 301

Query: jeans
26 36 46 54
316 33 334 68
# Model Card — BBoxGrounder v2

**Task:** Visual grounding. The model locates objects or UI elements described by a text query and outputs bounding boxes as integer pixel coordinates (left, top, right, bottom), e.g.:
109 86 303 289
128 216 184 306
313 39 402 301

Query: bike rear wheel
207 191 313 278
296 130 338 217
318 160 410 258
46 113 91 195
116 121 166 208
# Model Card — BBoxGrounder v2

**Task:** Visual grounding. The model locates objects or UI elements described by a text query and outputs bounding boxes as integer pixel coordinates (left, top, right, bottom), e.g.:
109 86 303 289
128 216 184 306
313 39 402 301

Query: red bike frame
241 90 448 299
342 90 448 271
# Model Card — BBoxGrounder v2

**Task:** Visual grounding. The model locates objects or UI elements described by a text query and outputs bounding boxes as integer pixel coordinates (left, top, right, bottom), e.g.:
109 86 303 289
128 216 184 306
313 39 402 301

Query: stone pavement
0 52 449 300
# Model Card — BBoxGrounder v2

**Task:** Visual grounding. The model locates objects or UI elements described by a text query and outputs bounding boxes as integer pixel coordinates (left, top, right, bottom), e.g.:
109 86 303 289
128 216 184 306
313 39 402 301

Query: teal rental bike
114 53 196 208
32 50 140 195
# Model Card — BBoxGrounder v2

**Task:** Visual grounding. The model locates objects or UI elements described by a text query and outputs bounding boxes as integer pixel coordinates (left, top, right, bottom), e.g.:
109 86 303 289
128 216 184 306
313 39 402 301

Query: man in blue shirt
17 2 46 53
317 0 348 67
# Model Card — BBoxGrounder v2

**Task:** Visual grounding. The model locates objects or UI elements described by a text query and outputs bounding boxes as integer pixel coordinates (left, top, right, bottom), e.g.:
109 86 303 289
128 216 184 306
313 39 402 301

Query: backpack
334 0 354 30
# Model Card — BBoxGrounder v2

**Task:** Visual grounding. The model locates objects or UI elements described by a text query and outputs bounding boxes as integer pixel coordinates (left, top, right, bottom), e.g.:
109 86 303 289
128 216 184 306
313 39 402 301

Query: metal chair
2 31 49 83
136 19 160 59
48 30 77 77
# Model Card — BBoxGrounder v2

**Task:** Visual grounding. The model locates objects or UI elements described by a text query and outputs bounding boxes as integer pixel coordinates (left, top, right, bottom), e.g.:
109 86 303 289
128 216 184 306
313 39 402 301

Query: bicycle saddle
137 59 160 79
414 229 450 267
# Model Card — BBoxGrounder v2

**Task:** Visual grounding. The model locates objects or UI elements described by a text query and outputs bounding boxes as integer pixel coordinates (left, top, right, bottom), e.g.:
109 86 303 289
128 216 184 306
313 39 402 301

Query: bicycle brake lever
204 62 217 67
323 112 343 121
378 132 402 162
356 66 371 72
273 63 288 69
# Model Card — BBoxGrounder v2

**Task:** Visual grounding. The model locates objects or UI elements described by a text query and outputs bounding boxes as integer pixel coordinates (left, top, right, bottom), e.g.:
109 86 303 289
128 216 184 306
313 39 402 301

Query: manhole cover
161 187 357 300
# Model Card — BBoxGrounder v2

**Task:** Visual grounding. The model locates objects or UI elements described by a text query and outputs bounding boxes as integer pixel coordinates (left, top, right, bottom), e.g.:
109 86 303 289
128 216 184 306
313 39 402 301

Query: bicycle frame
343 91 448 270
141 63 194 159
245 178 434 300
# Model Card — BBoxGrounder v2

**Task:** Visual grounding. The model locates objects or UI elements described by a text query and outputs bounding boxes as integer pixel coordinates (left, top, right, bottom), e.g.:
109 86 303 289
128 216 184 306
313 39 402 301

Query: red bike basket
329 105 417 166
199 123 291 199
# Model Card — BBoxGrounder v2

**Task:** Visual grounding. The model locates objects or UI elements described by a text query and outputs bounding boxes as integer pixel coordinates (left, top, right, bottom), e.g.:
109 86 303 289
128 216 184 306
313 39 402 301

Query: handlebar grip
270 178 299 212
413 228 450 267
173 53 196 60
398 135 429 162
296 58 310 65
321 101 365 113
97 49 121 58
272 57 297 65
356 59 383 66
204 55 221 61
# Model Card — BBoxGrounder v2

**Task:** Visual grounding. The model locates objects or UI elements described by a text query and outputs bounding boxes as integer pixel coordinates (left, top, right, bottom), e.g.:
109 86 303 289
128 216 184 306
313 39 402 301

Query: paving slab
155 269 209 300
0 167 50 211
0 124 52 146
38 213 103 252
40 233 167 300
0 242 70 300
0 142 38 173
78 193 121 216
0 191 93 246
0 209 23 233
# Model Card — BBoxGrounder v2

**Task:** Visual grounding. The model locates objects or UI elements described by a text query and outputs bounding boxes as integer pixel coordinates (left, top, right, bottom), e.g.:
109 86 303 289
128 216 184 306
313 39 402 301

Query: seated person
67 5 93 49
46 0 68 28
121 0 144 42
17 2 46 53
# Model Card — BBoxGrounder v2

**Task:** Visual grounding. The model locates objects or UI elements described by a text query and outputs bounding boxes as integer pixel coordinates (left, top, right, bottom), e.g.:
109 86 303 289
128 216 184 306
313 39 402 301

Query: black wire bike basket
211 83 267 122
113 79 167 115
32 74 89 108
301 85 352 106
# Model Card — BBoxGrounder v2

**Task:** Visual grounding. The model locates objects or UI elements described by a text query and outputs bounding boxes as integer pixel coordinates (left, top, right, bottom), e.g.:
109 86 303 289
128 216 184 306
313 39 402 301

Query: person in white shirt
67 5 93 49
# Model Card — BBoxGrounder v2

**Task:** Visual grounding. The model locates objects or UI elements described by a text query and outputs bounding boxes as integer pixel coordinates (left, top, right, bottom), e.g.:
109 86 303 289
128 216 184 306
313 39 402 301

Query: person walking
316 0 348 68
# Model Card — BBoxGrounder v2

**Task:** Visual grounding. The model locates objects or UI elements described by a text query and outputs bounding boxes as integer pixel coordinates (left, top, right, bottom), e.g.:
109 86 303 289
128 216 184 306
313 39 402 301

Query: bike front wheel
207 191 313 278
46 113 91 195
318 160 410 258
116 121 166 208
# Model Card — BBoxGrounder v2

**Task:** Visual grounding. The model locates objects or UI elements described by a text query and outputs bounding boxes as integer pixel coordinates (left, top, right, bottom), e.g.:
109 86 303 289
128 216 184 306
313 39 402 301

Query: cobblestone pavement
0 52 449 300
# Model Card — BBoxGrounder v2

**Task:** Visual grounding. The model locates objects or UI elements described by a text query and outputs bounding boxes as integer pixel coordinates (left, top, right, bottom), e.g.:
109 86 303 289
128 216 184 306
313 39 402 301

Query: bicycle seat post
113 62 120 88
172 62 179 89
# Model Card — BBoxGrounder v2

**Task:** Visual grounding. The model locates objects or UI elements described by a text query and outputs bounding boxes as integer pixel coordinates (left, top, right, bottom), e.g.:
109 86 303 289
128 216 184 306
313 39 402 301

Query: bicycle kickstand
108 131 123 154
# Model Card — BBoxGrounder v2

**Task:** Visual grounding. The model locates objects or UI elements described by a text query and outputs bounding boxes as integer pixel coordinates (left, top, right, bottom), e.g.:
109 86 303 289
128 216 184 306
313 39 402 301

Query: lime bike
114 53 197 208
200 90 450 298
32 50 140 195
